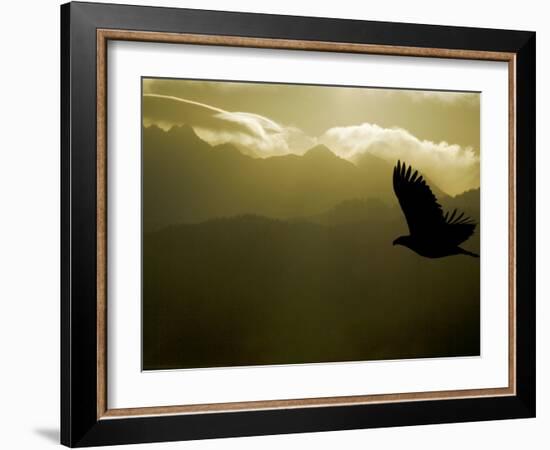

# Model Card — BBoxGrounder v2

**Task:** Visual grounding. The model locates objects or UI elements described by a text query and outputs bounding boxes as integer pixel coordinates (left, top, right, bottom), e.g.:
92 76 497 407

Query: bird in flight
392 161 478 258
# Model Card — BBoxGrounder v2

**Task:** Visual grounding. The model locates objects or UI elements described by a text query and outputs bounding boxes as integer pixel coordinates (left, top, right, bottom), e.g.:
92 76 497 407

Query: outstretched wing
393 161 476 245
441 208 477 246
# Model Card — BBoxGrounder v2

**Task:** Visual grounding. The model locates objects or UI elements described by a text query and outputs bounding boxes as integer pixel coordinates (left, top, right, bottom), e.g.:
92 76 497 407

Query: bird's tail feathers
459 248 479 258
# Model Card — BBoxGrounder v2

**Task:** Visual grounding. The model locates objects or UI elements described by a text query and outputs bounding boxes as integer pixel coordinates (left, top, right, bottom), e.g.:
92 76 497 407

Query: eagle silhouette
392 161 478 258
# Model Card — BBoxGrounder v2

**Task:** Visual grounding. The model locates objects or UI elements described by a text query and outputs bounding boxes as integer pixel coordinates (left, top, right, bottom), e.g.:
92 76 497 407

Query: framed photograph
61 1 536 447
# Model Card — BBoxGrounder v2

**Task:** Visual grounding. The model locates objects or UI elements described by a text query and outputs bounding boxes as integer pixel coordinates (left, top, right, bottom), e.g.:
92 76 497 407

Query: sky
142 78 480 195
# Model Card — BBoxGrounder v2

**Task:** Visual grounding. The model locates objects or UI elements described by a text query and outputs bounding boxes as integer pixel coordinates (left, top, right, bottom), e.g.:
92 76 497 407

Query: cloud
143 94 479 195
404 90 479 107
319 123 479 195
377 89 479 107
143 94 315 156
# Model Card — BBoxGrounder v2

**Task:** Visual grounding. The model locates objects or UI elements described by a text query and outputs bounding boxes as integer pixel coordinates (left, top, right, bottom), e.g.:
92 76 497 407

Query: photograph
141 78 481 370
52 1 537 447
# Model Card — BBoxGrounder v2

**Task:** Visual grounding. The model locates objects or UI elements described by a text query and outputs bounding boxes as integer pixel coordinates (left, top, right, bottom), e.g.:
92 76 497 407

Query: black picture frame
61 1 536 447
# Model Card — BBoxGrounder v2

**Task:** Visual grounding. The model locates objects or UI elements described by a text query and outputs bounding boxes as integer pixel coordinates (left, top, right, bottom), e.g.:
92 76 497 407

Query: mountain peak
168 123 199 139
303 144 336 158
353 151 390 168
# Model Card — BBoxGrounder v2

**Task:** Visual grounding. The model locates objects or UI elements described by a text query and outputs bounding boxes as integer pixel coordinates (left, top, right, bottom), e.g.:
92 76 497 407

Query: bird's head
393 235 410 247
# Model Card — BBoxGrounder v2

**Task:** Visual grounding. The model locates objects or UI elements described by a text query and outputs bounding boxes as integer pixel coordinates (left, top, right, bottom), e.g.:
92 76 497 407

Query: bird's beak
392 239 398 246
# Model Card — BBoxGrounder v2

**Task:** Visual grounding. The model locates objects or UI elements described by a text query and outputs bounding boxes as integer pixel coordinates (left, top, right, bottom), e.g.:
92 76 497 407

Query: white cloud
319 123 479 195
143 94 315 156
374 89 479 107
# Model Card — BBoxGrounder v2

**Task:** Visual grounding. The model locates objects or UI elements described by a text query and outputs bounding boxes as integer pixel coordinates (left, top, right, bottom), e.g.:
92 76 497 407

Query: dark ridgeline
145 126 386 231
392 160 479 258
142 125 449 232
142 125 480 370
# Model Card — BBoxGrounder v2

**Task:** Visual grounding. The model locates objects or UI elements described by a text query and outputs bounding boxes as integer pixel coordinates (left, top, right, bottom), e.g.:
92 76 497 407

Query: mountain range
143 124 456 231
142 123 480 370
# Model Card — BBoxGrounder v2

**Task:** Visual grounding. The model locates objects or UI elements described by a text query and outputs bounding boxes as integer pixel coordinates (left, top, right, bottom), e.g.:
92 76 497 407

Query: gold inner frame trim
96 28 517 420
